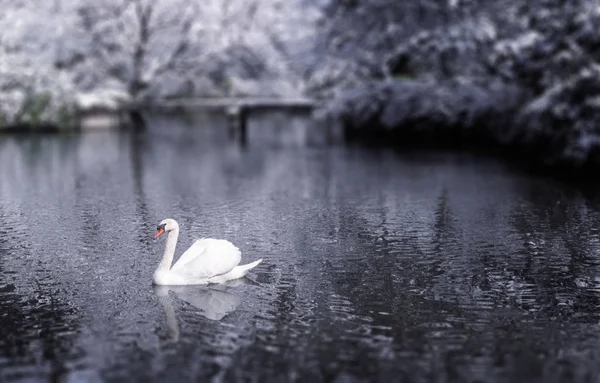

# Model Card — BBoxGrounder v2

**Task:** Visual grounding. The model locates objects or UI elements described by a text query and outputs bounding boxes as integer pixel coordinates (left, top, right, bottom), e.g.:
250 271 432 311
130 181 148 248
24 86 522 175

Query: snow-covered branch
74 0 198 102
0 0 320 125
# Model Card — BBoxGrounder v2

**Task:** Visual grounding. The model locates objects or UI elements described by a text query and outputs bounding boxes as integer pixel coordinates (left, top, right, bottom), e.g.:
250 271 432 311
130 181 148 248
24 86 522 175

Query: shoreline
348 134 600 184
0 123 63 134
332 78 600 182
2 99 599 184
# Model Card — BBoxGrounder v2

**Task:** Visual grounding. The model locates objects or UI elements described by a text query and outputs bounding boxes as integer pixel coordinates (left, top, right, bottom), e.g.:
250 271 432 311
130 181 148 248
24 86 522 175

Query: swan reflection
154 282 244 342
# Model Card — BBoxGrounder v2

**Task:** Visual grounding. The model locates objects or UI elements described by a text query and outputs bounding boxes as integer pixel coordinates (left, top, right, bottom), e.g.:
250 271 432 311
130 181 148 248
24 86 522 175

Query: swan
152 218 262 285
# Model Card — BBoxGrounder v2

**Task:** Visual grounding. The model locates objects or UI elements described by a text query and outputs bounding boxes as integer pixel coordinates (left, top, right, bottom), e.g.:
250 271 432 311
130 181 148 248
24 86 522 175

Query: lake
1 113 600 382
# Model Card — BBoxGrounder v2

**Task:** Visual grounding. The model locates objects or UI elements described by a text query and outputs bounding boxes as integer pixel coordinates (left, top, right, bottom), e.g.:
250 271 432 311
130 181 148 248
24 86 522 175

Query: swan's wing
171 238 241 278
172 238 210 270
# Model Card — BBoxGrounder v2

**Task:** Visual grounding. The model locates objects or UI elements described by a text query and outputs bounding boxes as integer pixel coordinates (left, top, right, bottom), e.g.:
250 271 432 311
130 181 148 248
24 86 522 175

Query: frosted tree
0 0 82 125
166 0 320 97
307 0 490 97
73 0 319 100
0 0 320 127
74 0 198 103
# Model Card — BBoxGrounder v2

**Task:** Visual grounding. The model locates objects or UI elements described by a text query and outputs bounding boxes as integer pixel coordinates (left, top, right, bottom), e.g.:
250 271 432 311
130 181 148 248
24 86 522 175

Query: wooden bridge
152 97 318 144
158 97 316 110
78 96 319 143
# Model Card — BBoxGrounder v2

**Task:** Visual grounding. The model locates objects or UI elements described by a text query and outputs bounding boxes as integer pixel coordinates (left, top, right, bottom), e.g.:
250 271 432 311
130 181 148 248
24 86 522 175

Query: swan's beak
154 227 165 240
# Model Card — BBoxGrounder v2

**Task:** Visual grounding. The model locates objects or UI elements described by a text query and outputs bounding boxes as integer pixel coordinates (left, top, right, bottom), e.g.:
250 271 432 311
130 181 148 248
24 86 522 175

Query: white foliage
181 0 320 96
0 1 81 122
74 0 319 99
494 31 542 56
0 0 320 124
75 89 131 111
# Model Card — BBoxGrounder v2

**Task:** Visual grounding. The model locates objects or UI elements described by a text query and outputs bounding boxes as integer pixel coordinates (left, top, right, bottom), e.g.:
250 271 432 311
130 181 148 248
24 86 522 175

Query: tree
181 0 320 97
75 0 197 103
0 0 81 124
0 0 321 127
73 0 320 99
308 0 460 95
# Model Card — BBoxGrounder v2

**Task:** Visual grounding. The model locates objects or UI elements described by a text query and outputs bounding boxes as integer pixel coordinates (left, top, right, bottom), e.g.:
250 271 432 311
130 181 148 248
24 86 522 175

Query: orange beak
154 227 165 240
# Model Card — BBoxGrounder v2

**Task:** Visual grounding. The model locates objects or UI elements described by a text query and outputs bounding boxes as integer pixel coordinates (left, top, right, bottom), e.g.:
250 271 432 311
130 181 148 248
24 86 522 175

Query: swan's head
154 218 178 240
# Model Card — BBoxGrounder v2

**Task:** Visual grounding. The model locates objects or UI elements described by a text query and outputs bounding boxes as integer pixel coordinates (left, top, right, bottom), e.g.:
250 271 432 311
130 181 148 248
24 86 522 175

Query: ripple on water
3 133 600 381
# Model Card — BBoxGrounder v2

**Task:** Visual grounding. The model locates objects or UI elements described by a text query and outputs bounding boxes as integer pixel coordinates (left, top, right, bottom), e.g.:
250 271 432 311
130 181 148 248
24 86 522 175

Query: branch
151 17 194 78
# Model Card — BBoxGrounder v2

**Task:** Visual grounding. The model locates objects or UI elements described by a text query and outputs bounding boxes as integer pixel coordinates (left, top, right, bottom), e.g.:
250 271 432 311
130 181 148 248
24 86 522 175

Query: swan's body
152 218 262 285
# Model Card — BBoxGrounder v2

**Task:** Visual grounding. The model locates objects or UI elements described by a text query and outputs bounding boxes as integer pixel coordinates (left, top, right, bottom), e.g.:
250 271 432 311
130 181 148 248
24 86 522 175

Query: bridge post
226 105 249 145
226 106 239 139
239 107 248 146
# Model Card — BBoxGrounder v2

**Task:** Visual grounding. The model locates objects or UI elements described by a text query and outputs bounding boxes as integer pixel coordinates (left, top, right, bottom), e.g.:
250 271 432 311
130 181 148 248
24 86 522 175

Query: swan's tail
211 259 263 283
233 259 263 277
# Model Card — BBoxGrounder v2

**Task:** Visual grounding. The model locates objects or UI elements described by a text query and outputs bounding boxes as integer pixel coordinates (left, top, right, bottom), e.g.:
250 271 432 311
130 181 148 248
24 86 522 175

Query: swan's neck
157 228 179 272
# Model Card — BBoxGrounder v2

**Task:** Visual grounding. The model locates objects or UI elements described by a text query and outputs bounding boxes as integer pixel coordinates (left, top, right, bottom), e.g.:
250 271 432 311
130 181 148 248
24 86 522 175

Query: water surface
1 117 600 382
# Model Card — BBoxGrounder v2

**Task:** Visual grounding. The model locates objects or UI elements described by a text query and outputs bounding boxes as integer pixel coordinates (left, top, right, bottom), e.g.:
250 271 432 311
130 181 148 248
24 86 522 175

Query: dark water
1 117 600 383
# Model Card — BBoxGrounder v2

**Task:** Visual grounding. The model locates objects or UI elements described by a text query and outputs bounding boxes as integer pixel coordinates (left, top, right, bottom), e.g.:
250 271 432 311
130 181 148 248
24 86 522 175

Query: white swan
152 218 262 285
